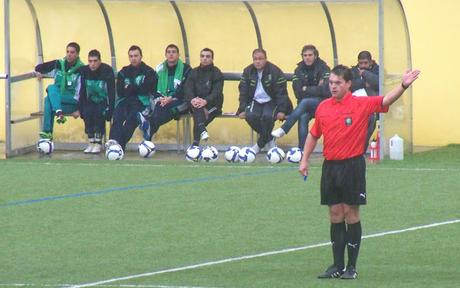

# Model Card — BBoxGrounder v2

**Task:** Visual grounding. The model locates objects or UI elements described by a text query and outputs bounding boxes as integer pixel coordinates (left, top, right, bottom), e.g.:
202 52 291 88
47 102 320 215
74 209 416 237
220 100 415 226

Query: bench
28 110 250 151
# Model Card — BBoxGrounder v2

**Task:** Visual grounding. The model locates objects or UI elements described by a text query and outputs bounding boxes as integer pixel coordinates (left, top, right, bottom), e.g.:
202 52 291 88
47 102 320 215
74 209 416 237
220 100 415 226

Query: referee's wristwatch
401 82 410 89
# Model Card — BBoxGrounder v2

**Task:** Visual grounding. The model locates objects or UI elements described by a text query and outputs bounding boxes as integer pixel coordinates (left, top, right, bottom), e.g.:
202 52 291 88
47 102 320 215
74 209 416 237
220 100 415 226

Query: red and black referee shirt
310 92 389 160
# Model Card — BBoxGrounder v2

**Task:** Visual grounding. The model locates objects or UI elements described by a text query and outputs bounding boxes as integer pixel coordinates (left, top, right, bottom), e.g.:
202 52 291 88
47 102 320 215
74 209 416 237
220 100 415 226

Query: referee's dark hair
88 49 101 60
331 65 353 82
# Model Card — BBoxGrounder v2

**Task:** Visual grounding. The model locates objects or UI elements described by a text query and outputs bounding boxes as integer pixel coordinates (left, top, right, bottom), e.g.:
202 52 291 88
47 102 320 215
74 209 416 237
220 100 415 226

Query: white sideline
0 284 219 288
70 219 460 288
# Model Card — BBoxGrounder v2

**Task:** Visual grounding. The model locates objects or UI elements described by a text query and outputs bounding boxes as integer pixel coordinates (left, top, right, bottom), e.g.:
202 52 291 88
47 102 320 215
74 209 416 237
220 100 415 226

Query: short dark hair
201 48 214 59
129 45 142 56
252 48 267 58
88 49 101 60
358 50 372 61
331 65 353 82
301 44 319 57
165 44 179 54
67 42 80 54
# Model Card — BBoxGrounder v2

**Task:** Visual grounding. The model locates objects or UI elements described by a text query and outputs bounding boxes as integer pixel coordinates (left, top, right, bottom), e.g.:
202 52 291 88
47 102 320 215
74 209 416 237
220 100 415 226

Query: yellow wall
1 0 459 151
401 0 460 146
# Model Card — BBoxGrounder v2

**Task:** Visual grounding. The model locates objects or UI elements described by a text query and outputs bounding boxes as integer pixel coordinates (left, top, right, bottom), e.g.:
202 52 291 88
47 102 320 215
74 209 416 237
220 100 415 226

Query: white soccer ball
239 147 256 163
266 147 285 164
138 140 156 158
186 145 202 162
37 139 54 155
201 146 219 162
106 144 124 160
224 146 240 163
287 147 303 163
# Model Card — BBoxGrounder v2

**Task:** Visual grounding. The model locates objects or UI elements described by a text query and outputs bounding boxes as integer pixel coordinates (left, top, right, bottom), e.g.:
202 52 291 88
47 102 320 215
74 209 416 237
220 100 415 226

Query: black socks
331 222 346 270
331 221 362 269
346 221 362 268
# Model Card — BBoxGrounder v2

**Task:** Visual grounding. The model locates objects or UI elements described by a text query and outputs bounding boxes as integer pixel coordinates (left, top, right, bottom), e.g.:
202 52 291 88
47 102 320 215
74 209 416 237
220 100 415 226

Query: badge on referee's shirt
345 117 352 126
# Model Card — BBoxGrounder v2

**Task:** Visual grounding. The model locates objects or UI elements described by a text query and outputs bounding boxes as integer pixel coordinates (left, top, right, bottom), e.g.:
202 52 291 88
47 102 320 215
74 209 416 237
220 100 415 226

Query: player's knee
344 206 360 224
245 113 258 123
329 206 345 222
261 115 273 123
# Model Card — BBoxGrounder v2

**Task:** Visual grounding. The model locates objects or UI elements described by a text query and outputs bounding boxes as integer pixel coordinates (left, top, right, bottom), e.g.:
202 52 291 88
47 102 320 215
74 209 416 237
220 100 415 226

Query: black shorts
320 155 367 206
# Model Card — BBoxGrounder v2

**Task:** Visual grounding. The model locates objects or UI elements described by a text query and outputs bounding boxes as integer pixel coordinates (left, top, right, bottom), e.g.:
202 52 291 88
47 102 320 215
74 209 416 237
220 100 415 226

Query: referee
299 65 420 279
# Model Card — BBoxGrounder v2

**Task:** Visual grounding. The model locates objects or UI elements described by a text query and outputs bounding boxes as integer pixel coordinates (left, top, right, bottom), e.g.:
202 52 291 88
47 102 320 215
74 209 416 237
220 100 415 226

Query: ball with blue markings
138 140 156 158
286 147 303 163
224 146 240 163
106 144 124 160
37 139 54 155
201 146 219 162
239 147 256 163
186 145 202 162
266 147 285 164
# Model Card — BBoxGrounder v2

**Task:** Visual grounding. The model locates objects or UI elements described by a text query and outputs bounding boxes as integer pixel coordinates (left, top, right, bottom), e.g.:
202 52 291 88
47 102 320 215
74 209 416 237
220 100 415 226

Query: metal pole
243 1 263 49
4 0 11 157
397 0 413 153
378 0 385 159
25 0 45 134
97 0 117 72
170 1 191 149
320 1 338 66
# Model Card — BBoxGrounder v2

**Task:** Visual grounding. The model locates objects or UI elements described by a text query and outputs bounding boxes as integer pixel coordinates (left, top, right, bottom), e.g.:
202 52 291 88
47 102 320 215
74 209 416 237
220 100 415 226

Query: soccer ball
186 145 202 162
239 147 256 163
138 140 156 158
266 147 285 164
201 146 219 162
224 146 240 163
287 147 303 163
106 144 124 160
37 139 54 155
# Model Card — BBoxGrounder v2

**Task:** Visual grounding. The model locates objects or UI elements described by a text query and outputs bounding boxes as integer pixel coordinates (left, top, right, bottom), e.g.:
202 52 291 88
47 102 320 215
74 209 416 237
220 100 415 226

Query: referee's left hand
402 69 421 87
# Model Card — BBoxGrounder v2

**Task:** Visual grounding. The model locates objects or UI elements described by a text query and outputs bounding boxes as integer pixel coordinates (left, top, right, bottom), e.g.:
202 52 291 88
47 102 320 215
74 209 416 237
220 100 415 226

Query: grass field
1 145 459 288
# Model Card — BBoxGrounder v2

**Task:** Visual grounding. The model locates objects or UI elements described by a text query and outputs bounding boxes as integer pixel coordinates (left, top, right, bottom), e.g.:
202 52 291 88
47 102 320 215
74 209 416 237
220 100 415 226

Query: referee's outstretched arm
382 69 421 106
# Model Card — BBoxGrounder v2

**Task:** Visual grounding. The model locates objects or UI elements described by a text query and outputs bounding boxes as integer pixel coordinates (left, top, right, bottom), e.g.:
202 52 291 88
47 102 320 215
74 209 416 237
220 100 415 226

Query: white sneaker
105 139 118 150
91 143 102 154
251 144 261 154
200 131 209 141
84 143 95 154
271 127 286 138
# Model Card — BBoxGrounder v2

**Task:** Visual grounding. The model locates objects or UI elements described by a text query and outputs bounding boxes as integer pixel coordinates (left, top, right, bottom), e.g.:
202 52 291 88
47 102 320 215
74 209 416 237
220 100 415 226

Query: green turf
0 146 459 287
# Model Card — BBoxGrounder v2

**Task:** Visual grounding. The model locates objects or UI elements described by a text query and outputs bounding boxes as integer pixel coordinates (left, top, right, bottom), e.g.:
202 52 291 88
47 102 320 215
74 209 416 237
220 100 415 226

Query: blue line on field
0 167 296 209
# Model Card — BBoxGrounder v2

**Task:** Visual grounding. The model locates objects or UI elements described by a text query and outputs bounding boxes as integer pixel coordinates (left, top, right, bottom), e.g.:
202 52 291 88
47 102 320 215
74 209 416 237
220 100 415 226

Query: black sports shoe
341 266 358 279
317 265 344 279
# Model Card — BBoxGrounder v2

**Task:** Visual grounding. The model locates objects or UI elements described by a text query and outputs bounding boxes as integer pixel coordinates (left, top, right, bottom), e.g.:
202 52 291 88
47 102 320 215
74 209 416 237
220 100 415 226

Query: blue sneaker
136 112 151 140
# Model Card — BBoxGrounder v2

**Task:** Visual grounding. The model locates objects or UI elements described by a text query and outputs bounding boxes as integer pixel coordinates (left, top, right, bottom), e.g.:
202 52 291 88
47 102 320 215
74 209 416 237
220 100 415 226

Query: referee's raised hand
383 69 421 106
402 69 421 88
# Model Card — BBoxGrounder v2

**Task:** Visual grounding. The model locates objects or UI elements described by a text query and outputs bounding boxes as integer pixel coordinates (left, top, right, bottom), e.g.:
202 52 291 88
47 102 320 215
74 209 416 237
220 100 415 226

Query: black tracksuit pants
82 101 106 139
109 97 145 150
191 106 220 145
245 100 276 148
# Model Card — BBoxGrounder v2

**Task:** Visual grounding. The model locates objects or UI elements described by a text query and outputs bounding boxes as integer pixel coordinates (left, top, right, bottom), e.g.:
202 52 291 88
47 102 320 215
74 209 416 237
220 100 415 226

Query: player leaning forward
299 65 420 279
